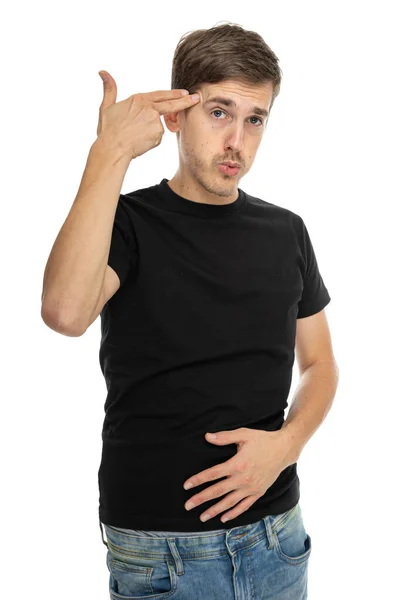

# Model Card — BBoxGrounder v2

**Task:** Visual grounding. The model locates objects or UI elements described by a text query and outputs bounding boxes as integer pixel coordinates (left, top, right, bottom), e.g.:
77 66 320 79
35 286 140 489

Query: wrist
279 425 302 467
90 137 132 169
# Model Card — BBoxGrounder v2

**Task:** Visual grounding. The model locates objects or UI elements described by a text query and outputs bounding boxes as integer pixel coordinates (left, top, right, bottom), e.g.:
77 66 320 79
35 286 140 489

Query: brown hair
171 21 283 111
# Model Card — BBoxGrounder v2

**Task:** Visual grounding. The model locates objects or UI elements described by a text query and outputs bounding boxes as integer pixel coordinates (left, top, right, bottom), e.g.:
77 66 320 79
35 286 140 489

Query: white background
2 1 399 598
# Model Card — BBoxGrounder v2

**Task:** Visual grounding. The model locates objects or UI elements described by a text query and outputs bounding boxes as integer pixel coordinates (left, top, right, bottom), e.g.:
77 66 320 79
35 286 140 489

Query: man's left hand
183 427 294 524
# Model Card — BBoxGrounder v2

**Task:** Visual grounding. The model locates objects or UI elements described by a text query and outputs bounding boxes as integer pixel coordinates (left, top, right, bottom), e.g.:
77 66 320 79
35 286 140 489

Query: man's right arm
40 139 132 336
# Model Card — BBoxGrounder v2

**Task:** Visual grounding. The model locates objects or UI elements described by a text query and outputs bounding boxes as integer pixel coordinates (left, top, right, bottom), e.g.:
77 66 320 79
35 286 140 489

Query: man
41 23 338 600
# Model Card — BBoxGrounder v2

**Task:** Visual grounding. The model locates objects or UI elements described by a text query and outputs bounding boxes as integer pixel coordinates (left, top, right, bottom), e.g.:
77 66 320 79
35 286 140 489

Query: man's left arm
280 308 340 467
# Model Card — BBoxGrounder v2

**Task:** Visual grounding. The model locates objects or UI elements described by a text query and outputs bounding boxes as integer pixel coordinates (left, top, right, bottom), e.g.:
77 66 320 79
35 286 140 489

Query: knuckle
213 485 225 498
235 462 246 474
243 472 253 484
132 94 145 108
150 110 161 125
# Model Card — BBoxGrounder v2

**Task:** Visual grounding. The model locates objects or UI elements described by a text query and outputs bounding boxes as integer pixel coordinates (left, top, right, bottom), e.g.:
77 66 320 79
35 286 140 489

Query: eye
211 109 228 121
211 109 264 127
249 116 264 126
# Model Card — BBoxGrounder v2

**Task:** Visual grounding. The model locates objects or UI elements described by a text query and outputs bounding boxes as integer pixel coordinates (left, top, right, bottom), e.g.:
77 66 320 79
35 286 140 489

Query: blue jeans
100 502 311 599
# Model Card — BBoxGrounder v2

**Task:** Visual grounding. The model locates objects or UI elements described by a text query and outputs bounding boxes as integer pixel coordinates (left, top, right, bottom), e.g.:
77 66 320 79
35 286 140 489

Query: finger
154 93 200 116
184 463 228 490
185 479 231 511
145 88 191 102
219 495 259 524
199 489 245 523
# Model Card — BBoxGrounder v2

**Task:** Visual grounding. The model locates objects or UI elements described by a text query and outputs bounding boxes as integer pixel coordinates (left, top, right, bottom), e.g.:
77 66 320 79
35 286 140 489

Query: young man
41 23 338 600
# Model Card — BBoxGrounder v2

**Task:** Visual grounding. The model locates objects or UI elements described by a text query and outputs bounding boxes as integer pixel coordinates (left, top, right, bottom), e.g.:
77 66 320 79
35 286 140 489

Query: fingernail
191 93 200 101
181 90 190 95
200 514 211 522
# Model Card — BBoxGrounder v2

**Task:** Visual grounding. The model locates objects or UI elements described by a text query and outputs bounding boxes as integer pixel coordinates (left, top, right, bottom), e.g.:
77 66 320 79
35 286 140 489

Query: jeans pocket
271 503 312 565
106 550 177 599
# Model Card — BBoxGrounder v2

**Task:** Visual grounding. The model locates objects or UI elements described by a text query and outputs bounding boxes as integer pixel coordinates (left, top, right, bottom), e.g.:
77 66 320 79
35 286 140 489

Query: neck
167 169 239 206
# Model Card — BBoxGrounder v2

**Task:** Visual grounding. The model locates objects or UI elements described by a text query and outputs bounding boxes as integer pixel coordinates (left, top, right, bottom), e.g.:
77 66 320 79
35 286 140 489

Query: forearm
41 139 131 334
280 360 339 467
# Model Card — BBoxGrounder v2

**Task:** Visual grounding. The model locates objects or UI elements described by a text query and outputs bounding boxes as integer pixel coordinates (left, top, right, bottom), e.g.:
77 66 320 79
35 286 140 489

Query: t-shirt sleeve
107 194 139 287
296 217 331 319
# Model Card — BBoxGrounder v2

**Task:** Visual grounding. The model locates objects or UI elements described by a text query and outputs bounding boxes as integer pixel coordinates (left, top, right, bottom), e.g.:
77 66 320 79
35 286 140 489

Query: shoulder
117 184 156 209
244 190 304 230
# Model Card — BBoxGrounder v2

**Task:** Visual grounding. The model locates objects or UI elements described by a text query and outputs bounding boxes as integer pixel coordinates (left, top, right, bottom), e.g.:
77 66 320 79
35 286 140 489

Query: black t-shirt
98 178 331 531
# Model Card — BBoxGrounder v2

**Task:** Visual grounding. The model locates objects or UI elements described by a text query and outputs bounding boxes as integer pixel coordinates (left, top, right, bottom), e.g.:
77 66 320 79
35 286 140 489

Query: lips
217 164 240 176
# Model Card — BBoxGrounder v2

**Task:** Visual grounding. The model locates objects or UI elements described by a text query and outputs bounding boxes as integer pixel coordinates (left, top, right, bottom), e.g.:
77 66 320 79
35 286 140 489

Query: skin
163 79 275 205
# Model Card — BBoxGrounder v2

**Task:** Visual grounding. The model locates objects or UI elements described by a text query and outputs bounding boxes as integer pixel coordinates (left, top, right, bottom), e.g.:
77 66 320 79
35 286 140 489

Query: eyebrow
203 96 269 119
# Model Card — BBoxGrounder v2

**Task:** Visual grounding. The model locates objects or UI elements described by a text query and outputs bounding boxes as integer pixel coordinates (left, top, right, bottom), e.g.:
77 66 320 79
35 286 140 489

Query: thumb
98 70 117 107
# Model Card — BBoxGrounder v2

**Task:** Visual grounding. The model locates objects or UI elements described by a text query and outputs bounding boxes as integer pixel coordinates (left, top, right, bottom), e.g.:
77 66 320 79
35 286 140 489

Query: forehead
199 80 273 116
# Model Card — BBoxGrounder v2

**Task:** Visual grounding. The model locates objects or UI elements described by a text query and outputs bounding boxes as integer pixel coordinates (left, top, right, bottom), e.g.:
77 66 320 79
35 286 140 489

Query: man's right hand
96 70 200 162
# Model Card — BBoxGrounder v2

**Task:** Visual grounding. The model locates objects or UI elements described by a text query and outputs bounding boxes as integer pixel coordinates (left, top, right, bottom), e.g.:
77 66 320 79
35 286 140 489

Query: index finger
143 88 190 101
153 92 200 115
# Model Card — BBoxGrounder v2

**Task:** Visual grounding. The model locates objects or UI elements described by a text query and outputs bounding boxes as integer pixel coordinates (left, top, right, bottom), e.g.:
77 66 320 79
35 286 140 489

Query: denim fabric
100 502 311 599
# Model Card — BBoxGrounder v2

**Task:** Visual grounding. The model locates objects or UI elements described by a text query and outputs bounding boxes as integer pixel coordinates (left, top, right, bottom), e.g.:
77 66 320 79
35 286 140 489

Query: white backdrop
2 1 399 598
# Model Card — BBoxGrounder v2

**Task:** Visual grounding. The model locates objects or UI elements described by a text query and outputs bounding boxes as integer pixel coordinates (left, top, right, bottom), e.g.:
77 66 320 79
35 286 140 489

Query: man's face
164 79 274 197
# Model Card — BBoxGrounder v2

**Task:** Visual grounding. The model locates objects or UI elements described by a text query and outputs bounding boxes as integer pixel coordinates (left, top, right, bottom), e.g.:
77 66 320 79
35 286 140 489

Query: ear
163 110 182 134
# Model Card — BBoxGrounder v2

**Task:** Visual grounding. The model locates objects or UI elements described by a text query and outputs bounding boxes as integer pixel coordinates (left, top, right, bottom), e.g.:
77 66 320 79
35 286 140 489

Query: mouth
220 162 240 168
217 163 240 176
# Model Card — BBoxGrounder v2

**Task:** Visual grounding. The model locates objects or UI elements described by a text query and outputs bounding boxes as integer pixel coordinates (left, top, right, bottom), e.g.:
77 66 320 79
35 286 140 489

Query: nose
224 125 244 154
